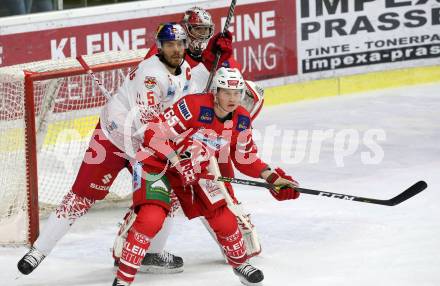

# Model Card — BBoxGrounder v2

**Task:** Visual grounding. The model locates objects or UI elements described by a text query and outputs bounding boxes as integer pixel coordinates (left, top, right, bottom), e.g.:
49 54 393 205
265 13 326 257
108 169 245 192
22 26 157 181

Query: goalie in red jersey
112 67 299 286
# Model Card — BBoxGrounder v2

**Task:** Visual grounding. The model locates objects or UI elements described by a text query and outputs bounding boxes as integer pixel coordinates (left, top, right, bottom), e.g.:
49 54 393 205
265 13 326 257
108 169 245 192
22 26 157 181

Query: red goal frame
22 58 142 245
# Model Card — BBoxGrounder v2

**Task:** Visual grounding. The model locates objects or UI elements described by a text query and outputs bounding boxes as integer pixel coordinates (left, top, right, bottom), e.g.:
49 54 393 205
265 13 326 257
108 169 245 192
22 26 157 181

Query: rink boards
264 65 440 106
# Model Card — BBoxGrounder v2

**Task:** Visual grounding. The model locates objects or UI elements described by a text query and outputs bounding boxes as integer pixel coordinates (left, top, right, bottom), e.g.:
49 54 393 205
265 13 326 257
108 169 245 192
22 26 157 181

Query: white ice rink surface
1 83 439 286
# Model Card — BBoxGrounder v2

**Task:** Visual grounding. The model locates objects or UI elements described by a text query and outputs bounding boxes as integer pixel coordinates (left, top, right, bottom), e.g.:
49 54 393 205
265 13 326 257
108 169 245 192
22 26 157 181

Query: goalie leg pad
113 208 137 259
233 202 262 258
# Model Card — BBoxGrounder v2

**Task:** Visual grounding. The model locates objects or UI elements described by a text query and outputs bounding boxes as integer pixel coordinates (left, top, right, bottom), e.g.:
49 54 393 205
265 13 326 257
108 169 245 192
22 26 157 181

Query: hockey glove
266 167 300 201
202 31 233 71
172 138 210 186
172 156 208 186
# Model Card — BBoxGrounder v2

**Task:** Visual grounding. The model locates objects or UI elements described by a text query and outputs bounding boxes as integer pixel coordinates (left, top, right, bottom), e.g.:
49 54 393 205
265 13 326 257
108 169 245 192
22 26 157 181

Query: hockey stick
201 174 427 206
76 55 112 100
204 0 237 92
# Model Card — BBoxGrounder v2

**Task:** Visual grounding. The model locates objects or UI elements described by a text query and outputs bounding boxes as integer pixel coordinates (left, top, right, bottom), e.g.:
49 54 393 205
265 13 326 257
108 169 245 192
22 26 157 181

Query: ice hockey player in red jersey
112 7 265 274
16 22 233 276
112 67 299 286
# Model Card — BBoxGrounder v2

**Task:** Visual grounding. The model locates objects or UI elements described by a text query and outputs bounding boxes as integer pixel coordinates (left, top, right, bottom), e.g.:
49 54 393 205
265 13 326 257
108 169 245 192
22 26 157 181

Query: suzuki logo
102 174 112 184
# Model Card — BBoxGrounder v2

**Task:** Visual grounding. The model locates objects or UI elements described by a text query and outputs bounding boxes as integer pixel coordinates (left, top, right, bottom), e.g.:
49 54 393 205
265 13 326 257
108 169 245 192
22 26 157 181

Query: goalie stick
201 174 427 206
204 0 237 92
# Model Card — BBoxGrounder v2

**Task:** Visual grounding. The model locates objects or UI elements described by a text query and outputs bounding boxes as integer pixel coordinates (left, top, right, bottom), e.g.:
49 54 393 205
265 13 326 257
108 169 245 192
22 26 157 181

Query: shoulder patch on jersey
198 106 214 123
178 99 192 120
144 76 157 90
236 115 250 131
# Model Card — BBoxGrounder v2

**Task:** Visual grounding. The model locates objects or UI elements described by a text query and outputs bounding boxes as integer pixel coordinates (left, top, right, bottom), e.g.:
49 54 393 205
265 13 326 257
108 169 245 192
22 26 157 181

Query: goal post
0 49 147 246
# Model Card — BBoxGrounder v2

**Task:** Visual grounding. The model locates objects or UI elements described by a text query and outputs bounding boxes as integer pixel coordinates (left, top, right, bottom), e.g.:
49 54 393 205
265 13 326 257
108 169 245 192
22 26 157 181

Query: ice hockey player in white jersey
100 27 193 158
16 22 203 276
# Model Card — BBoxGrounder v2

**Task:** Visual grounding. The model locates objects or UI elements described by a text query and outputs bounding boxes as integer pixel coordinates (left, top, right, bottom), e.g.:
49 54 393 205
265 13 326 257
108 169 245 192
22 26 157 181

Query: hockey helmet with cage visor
181 7 215 56
155 22 188 49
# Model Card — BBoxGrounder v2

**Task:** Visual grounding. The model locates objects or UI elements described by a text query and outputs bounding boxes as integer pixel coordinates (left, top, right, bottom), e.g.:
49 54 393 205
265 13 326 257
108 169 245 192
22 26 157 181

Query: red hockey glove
202 31 233 71
266 167 300 201
172 137 211 186
172 155 209 186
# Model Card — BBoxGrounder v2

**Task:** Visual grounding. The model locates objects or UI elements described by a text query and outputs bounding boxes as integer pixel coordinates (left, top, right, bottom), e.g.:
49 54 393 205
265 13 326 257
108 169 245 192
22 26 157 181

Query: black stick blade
386 181 428 206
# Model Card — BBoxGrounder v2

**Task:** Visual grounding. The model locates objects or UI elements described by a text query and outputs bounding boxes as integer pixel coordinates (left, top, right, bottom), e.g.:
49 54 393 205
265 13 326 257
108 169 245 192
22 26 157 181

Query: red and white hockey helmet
212 67 246 96
181 7 215 56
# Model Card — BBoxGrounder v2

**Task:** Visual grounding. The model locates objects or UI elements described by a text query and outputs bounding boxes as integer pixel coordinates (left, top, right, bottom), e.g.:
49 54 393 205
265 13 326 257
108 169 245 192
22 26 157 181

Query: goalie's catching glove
265 167 300 201
202 31 233 71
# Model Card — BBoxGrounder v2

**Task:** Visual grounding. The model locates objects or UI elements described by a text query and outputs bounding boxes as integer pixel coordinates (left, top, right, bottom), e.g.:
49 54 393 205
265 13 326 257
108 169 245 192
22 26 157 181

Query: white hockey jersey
100 55 194 157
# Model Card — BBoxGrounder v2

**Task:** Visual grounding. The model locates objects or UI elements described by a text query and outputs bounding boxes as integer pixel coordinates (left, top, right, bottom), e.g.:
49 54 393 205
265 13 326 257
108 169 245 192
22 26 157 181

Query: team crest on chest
236 115 250 131
198 106 214 123
144 76 157 90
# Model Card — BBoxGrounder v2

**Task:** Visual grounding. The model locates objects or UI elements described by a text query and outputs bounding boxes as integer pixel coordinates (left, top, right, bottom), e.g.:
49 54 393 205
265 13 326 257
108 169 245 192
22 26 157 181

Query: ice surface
1 83 439 286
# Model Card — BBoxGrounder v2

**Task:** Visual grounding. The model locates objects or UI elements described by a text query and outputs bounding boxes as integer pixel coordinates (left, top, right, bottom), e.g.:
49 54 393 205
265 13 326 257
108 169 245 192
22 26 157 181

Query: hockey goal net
0 49 147 246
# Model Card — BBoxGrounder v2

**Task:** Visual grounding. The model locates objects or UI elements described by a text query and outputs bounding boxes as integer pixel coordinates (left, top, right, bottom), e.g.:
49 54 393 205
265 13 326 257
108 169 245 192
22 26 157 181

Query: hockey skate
114 251 184 274
139 251 184 274
112 278 131 286
17 247 46 275
233 262 264 286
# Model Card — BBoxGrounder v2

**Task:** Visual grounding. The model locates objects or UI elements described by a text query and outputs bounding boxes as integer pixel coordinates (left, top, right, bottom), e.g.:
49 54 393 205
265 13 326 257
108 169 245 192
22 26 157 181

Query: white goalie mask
181 7 215 56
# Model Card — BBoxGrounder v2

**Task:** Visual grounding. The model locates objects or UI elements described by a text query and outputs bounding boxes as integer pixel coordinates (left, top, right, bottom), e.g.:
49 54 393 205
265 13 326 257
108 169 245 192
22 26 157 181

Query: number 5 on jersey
146 91 156 106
